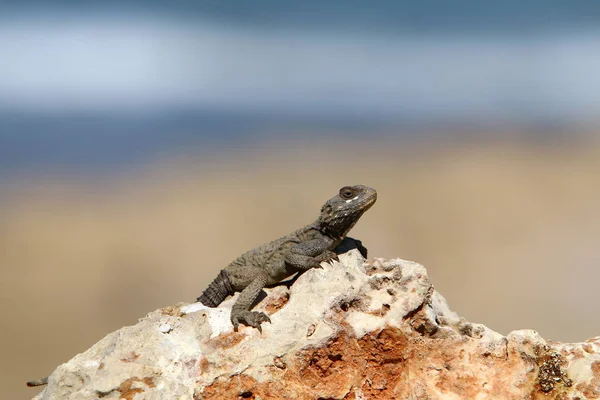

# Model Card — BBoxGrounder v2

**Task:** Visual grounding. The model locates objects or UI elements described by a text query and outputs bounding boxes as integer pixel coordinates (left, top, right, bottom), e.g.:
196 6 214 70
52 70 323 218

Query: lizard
196 184 377 332
26 185 376 388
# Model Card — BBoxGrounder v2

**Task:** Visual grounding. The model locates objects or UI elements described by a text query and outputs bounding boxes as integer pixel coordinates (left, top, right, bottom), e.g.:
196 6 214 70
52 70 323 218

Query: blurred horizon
3 1 600 177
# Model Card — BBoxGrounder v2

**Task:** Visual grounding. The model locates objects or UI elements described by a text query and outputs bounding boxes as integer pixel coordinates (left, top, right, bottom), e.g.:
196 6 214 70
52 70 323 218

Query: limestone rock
32 251 600 399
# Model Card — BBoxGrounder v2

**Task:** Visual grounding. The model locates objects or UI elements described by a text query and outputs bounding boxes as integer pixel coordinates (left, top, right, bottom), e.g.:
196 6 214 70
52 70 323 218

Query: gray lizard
197 184 377 332
26 185 376 388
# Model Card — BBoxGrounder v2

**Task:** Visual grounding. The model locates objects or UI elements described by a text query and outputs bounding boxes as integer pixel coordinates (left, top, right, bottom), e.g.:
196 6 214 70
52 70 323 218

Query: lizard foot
315 251 339 267
231 311 271 333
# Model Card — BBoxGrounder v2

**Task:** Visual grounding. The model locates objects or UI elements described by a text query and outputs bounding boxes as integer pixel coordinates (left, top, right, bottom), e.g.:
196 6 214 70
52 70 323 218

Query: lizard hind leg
197 270 234 307
230 272 271 332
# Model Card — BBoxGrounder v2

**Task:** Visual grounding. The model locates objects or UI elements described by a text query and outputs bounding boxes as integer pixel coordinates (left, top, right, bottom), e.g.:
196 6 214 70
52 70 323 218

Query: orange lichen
116 377 155 400
211 331 246 350
263 292 290 314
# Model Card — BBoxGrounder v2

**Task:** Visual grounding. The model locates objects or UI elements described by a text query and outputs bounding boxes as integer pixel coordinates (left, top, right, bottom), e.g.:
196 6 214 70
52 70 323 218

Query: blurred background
3 1 600 398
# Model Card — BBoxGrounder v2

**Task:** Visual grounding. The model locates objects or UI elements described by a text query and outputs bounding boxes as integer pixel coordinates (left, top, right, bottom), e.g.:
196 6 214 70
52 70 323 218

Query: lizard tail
197 270 234 307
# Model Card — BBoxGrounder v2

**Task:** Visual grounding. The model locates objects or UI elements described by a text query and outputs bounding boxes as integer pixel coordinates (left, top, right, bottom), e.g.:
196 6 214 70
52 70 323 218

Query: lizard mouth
362 189 377 209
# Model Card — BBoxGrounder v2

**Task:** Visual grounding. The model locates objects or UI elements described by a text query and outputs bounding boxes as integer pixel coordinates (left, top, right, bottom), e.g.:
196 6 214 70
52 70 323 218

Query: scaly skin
197 185 377 332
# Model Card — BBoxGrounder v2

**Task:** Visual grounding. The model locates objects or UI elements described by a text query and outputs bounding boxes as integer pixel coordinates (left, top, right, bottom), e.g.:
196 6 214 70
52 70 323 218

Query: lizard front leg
230 271 271 332
284 238 338 271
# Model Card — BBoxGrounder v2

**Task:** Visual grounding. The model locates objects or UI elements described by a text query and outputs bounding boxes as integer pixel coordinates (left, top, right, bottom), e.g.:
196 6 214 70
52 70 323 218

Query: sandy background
4 137 600 399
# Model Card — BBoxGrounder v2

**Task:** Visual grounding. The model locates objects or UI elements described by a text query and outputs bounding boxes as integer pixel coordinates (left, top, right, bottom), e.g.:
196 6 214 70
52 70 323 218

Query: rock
31 251 600 399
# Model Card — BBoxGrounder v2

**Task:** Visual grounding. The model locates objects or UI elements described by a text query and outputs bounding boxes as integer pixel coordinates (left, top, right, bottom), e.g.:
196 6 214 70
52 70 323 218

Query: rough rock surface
32 251 600 399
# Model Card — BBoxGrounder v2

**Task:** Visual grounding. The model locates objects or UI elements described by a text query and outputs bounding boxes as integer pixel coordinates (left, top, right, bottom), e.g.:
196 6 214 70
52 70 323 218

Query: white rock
31 251 600 399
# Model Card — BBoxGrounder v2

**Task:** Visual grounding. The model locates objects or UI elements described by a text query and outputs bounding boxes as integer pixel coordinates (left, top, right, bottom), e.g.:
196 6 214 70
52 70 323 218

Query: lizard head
318 185 377 237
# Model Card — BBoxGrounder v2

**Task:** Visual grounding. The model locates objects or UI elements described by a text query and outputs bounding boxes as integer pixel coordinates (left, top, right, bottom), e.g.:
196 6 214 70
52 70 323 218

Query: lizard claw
230 311 271 333
322 252 339 265
312 251 339 268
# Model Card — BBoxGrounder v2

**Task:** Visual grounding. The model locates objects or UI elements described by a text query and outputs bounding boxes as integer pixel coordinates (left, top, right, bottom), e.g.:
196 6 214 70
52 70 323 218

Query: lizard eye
339 186 355 200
